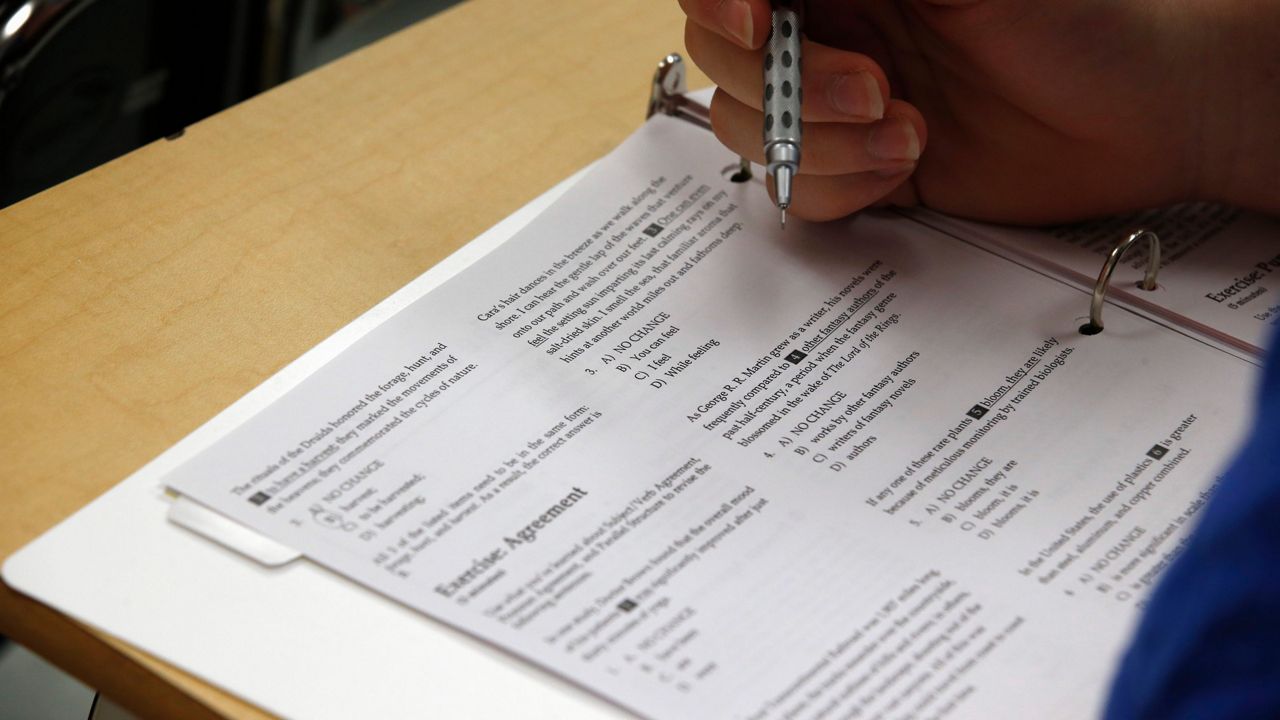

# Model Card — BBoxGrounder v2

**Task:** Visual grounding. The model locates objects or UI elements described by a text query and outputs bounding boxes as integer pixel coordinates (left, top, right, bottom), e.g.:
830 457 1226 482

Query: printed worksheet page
920 205 1280 353
168 116 1255 720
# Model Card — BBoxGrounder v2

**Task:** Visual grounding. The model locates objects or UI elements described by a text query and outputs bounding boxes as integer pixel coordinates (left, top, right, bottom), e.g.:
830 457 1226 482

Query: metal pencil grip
762 3 802 155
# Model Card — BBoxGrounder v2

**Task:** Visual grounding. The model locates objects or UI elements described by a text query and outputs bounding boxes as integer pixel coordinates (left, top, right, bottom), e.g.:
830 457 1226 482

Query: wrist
1189 0 1280 214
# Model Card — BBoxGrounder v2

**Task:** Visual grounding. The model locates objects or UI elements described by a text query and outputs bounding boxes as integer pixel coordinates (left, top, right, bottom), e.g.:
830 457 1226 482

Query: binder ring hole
1079 322 1103 336
722 160 753 183
1135 280 1158 291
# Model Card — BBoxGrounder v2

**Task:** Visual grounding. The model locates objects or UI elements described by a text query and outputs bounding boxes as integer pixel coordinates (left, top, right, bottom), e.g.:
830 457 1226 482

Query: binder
4 54 1275 719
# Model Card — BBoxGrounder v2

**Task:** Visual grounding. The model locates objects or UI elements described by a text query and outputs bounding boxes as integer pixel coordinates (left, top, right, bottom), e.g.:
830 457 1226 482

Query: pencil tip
780 208 787 229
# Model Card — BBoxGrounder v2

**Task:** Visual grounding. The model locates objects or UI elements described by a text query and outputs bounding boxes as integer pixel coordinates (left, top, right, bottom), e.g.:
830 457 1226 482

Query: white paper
165 116 1255 720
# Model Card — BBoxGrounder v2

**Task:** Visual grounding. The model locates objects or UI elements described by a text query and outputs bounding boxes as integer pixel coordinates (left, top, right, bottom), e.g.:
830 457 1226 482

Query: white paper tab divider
168 494 301 567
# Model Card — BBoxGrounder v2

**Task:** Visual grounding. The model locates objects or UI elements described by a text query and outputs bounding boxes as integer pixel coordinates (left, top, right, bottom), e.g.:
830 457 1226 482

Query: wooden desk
0 1 707 716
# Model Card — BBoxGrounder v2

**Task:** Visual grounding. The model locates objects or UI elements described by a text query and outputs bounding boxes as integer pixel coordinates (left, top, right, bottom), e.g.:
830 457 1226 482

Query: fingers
712 91 924 175
674 0 981 52
680 2 928 221
713 90 926 221
686 20 890 122
676 0 772 49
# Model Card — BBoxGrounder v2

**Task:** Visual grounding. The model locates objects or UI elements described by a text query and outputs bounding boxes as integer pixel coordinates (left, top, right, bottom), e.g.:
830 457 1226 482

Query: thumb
677 0 772 49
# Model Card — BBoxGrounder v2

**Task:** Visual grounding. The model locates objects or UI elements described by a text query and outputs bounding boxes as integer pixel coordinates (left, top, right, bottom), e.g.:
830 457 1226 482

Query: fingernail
828 72 884 120
718 0 753 47
867 118 921 161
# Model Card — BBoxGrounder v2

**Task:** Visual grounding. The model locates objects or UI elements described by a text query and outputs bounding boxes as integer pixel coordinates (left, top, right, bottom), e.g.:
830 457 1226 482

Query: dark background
0 0 462 208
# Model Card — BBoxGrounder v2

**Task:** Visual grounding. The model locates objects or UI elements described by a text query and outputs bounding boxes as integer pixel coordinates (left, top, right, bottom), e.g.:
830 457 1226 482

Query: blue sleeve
1105 321 1280 719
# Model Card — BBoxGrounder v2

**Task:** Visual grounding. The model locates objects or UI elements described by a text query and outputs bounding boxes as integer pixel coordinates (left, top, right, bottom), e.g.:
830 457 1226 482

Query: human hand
680 0 1278 224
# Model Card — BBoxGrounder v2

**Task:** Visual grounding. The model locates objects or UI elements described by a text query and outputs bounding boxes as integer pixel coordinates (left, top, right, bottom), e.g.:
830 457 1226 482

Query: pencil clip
648 53 752 182
1080 229 1161 335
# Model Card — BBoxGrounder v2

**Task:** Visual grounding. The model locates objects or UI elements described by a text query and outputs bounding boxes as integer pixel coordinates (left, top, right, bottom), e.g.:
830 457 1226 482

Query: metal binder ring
647 54 710 129
1081 229 1161 335
648 54 752 182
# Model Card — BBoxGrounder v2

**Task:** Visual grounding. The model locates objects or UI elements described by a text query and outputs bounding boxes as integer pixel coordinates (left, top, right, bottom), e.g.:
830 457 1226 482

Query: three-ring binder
646 53 1163 337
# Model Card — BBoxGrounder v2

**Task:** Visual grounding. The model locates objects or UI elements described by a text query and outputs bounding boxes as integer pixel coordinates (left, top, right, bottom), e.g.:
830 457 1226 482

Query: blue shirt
1106 321 1280 719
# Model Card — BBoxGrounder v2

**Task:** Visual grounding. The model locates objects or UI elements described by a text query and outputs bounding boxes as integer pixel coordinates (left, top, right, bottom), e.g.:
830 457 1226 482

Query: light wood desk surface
0 1 707 716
